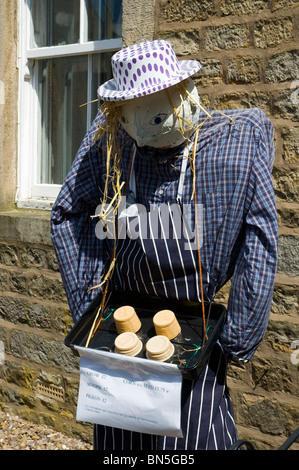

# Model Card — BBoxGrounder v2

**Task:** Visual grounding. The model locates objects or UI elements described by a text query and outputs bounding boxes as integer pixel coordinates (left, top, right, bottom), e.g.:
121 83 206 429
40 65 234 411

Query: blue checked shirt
51 107 278 361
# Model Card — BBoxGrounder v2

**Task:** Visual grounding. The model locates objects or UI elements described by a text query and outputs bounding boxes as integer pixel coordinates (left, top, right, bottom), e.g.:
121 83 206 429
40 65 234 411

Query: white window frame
17 0 122 210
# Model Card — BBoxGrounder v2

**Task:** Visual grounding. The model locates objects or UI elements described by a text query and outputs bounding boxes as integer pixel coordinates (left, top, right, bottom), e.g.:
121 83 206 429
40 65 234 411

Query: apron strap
177 128 200 205
124 145 137 197
177 145 189 205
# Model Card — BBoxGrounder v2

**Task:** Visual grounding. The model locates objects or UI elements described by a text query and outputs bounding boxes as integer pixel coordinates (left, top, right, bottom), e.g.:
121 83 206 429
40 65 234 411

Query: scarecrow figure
51 40 278 450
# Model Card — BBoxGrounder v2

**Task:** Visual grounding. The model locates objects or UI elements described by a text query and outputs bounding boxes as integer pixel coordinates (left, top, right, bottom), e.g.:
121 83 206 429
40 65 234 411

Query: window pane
38 56 88 185
37 52 114 185
90 51 114 118
31 0 80 47
87 0 122 41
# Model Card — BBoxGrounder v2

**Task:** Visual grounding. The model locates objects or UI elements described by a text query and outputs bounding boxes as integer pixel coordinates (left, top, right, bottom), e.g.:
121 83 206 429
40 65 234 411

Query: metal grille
37 381 65 402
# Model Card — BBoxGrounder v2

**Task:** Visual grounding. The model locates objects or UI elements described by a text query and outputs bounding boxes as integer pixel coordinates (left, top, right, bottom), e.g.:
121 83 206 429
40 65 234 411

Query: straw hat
98 40 201 101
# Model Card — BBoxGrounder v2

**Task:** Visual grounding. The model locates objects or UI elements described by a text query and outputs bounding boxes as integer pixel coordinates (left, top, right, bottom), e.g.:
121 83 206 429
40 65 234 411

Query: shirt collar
135 139 188 163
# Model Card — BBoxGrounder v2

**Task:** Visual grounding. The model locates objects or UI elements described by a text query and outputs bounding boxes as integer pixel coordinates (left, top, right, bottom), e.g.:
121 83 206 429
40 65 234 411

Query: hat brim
98 60 201 102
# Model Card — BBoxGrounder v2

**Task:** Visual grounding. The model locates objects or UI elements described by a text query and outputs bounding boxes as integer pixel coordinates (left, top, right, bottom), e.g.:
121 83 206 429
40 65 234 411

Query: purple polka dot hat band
98 40 201 101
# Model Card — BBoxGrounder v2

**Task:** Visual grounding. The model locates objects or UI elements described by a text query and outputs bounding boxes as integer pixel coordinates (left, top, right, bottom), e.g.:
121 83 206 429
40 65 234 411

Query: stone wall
0 211 93 442
155 0 299 449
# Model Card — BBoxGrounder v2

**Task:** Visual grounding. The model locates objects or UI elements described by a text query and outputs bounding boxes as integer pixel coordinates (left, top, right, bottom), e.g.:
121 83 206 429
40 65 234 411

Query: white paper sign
75 346 183 438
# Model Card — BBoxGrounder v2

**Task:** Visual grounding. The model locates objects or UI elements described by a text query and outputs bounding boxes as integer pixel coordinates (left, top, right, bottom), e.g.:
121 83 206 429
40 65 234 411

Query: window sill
16 198 56 212
0 208 52 246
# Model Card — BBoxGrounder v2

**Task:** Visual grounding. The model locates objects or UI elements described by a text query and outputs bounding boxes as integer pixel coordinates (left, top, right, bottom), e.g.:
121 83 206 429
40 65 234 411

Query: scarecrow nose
135 134 149 147
133 123 153 147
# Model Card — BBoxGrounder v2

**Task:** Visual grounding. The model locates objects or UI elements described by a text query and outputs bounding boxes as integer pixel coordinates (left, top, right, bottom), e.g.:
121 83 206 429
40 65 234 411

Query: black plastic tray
65 290 227 380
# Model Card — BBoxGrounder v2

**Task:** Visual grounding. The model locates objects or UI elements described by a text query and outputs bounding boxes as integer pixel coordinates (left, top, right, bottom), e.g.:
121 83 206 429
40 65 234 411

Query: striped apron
94 145 238 450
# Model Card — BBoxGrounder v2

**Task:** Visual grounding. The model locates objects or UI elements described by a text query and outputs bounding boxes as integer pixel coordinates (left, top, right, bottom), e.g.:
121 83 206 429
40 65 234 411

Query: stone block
28 274 67 303
0 384 36 409
0 269 8 291
272 167 299 202
46 249 59 272
161 0 216 22
158 30 202 56
272 0 299 10
9 271 28 295
0 243 19 266
0 323 7 345
227 56 261 84
10 329 79 373
227 360 248 382
250 356 296 394
204 24 250 51
51 306 73 336
63 376 81 406
267 317 299 349
277 235 299 277
239 395 286 436
281 127 299 163
18 246 48 269
0 211 52 246
220 0 269 16
274 89 299 121
196 58 223 87
215 92 271 114
254 17 294 48
266 50 299 83
272 284 299 315
194 92 211 110
122 0 156 46
0 360 35 391
277 204 299 228
38 370 64 389
0 296 52 329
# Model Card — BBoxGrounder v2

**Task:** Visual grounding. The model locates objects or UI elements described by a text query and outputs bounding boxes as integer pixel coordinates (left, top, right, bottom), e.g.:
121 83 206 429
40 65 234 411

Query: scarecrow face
119 78 200 148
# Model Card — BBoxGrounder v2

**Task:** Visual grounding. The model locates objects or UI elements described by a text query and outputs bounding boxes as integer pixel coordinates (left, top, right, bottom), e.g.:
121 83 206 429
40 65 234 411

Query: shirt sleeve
220 119 279 361
51 112 107 323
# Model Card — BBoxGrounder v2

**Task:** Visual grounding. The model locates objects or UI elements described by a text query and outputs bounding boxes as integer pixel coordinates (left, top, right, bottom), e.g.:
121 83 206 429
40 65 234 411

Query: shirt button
158 189 164 195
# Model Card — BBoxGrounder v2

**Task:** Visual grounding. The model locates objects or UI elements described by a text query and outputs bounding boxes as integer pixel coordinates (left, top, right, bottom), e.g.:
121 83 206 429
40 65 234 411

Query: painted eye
150 113 167 125
120 116 128 124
